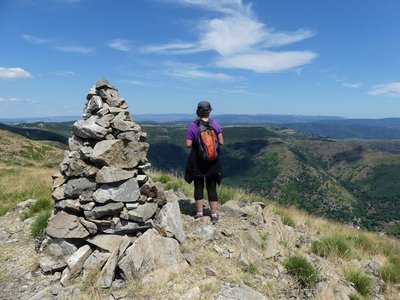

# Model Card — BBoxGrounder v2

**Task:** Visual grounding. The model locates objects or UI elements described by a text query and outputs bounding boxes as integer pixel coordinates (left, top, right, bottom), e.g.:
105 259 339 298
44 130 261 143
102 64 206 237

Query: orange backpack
196 120 219 161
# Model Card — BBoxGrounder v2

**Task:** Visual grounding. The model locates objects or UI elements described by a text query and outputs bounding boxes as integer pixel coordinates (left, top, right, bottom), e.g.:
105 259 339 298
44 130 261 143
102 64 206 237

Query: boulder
86 234 123 253
73 115 108 140
83 250 111 275
97 249 119 288
96 166 137 184
68 135 85 151
39 239 78 273
118 229 188 283
87 95 103 113
93 178 141 203
46 211 90 239
60 245 92 286
155 199 186 243
111 112 136 131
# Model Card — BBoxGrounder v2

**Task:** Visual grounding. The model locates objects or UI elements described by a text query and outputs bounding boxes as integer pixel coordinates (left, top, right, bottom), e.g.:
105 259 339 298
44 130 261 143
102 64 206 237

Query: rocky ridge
40 79 188 289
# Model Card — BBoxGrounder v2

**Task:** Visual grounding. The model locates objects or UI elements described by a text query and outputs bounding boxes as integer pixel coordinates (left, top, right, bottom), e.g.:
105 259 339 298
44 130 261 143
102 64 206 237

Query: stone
86 234 123 253
68 135 85 151
79 218 98 235
189 217 216 241
84 202 124 219
216 284 269 300
46 211 90 239
97 249 119 288
90 139 148 169
99 88 123 107
60 245 92 285
86 85 97 100
96 167 137 184
63 159 99 178
95 113 114 128
73 115 109 140
16 199 37 213
136 174 148 185
83 250 111 274
51 282 62 296
179 286 201 300
118 229 188 283
219 200 244 218
112 112 136 131
96 78 117 90
80 146 93 160
125 202 158 223
126 203 139 210
54 199 81 213
81 201 95 211
93 178 141 203
52 184 66 201
243 204 264 226
52 173 66 190
117 131 139 141
87 95 103 113
155 199 186 243
96 103 110 117
140 181 158 198
40 240 74 273
64 178 97 199
103 219 153 234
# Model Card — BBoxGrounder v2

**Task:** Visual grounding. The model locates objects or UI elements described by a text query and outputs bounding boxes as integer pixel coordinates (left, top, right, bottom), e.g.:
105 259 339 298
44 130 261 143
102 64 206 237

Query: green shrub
243 263 258 274
274 208 296 227
349 294 365 300
22 198 52 219
311 234 352 258
349 234 375 253
152 173 172 184
344 269 373 296
284 254 317 287
31 210 51 237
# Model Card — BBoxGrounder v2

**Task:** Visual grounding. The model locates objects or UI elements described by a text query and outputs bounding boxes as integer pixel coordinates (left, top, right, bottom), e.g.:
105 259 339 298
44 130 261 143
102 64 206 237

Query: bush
311 234 352 258
284 254 317 287
31 210 51 237
348 234 375 253
344 269 373 296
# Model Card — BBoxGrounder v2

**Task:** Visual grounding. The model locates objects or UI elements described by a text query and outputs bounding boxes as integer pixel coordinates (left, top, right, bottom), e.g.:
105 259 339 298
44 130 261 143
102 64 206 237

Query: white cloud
0 97 23 104
54 46 93 54
109 39 133 52
22 34 49 44
119 79 157 87
216 51 317 73
368 82 400 97
150 0 316 73
166 62 234 80
0 67 32 79
49 70 76 77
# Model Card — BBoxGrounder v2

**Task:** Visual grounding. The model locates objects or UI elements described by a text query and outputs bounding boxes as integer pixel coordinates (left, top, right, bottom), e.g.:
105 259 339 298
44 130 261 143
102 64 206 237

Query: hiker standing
184 101 224 223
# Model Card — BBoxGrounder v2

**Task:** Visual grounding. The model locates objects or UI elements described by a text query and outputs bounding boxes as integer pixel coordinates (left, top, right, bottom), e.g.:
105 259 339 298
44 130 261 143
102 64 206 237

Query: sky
1 0 400 119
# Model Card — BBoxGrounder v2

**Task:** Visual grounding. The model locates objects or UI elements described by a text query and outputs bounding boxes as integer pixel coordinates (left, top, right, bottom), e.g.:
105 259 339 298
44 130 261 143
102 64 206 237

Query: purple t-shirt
186 120 222 143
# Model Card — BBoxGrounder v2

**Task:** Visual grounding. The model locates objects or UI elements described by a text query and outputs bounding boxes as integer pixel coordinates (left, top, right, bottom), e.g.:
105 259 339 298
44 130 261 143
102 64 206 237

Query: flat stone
86 234 123 253
189 218 216 241
97 249 119 288
102 220 153 234
52 184 66 201
83 250 111 274
136 174 148 185
87 95 103 113
54 199 81 213
68 135 85 151
96 167 137 184
95 113 114 128
46 211 90 239
84 202 124 219
126 202 158 223
96 78 117 90
73 115 109 140
79 218 98 235
93 178 141 203
126 203 139 210
86 85 97 100
216 284 269 300
117 131 139 141
60 245 92 286
111 112 136 131
64 178 97 199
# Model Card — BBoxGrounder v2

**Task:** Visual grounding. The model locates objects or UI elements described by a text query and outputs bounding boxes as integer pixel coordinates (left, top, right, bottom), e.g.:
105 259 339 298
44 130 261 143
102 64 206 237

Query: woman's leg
206 176 219 222
194 177 205 216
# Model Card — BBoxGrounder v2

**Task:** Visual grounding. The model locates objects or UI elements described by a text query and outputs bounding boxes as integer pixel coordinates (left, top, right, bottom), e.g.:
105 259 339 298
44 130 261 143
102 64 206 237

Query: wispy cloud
0 67 32 79
22 33 93 54
368 81 400 97
54 46 93 54
119 79 157 87
49 70 76 77
22 34 50 44
327 74 362 89
165 62 234 81
216 51 316 73
109 39 133 52
0 97 25 105
341 82 362 89
147 0 316 73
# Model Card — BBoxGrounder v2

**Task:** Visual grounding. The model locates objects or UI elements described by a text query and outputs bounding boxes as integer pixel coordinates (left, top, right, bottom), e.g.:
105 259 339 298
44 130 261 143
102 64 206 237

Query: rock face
42 79 186 289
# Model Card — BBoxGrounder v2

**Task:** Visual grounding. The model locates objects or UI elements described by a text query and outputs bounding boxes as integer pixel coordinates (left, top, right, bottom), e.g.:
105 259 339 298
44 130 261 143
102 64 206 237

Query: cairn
41 79 187 289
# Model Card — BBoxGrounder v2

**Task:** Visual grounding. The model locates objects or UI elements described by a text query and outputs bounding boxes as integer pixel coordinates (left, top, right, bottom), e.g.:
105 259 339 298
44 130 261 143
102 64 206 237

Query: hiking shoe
211 213 219 224
194 212 204 219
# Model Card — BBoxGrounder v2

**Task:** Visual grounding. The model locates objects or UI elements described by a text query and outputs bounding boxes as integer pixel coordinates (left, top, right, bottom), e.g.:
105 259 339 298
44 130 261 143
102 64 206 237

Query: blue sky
1 0 400 119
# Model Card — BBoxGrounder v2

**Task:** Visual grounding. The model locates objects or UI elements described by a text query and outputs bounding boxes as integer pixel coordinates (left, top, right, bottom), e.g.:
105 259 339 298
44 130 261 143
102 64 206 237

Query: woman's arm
185 139 193 148
218 133 224 146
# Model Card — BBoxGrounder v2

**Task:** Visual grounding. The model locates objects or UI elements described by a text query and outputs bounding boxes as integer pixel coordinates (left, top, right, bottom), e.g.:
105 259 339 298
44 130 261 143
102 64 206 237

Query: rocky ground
1 193 396 300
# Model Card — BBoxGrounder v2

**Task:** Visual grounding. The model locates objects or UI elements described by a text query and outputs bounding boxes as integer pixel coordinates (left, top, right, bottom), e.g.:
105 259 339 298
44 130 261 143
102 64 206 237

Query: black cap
197 100 212 112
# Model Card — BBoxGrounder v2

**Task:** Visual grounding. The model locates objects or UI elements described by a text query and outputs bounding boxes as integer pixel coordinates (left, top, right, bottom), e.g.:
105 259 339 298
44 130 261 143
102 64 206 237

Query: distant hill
0 123 68 144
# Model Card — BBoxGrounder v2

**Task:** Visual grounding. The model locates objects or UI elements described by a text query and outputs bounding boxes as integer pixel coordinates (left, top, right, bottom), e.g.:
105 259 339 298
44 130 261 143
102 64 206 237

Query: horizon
1 0 400 119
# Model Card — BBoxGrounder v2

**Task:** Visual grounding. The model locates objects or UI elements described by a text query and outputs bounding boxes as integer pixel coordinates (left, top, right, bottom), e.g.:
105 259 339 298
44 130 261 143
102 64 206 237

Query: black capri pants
194 176 218 201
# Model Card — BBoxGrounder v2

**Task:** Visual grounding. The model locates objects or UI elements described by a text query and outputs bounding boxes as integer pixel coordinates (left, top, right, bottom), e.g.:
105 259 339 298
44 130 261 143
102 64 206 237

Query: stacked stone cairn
41 79 187 289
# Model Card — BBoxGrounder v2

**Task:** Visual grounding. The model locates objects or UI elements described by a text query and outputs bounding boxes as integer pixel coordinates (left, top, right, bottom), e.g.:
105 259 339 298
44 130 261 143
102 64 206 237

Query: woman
184 101 224 223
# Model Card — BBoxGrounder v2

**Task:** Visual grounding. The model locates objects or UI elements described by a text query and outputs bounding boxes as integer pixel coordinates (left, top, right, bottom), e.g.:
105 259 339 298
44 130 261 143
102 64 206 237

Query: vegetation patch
22 198 52 219
311 234 352 258
31 210 52 237
348 233 376 253
344 268 373 296
379 255 400 283
284 254 317 287
273 207 296 227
